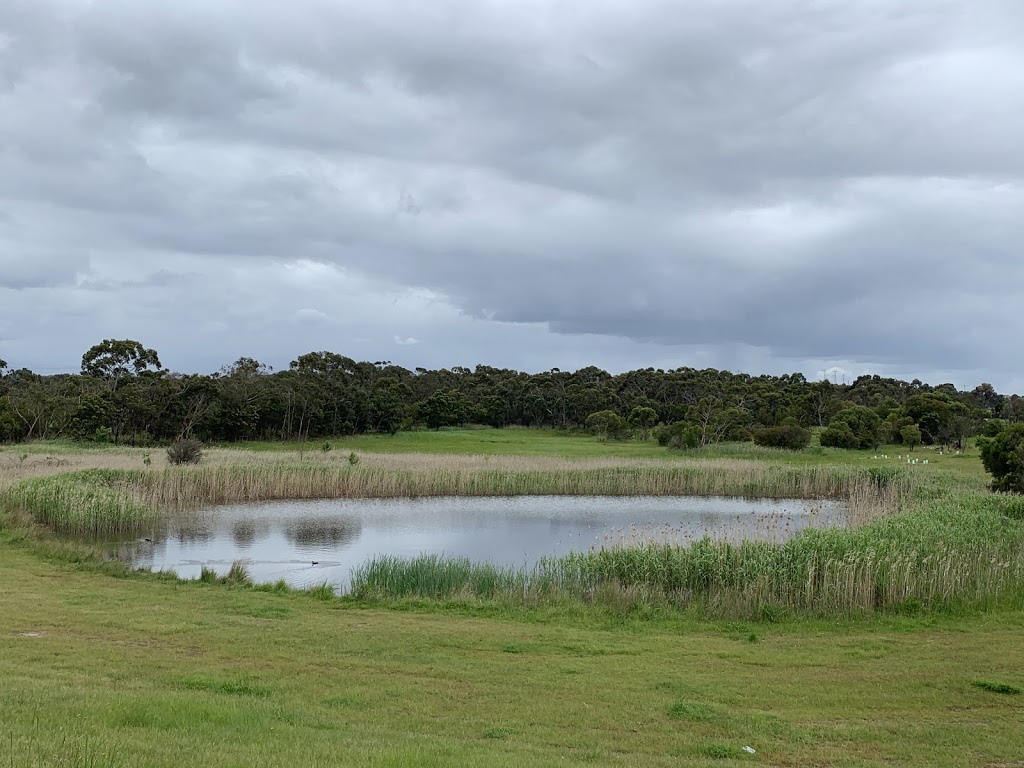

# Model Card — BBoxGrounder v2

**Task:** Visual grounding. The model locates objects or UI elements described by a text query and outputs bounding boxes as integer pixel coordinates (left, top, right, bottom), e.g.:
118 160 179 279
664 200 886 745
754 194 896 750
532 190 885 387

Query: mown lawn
2 541 1023 768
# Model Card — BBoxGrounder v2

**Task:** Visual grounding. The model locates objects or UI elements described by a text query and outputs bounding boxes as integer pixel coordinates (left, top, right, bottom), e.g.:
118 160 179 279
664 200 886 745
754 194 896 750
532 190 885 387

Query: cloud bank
1 0 1022 390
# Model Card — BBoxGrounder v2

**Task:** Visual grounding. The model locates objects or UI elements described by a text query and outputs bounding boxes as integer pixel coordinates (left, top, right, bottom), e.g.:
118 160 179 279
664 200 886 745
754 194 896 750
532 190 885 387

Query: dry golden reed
128 462 911 512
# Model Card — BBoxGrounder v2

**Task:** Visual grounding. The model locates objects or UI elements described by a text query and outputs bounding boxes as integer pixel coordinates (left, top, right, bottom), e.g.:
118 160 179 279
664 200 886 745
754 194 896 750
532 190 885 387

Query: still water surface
123 496 845 590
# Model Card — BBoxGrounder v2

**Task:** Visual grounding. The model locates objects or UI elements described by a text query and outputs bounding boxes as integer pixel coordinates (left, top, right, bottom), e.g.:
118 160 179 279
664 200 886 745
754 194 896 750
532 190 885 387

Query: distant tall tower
822 366 849 385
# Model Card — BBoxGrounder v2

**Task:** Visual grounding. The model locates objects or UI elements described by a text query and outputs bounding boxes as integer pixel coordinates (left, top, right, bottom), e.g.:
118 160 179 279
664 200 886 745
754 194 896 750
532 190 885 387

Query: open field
238 429 992 478
0 429 990 484
2 430 1022 765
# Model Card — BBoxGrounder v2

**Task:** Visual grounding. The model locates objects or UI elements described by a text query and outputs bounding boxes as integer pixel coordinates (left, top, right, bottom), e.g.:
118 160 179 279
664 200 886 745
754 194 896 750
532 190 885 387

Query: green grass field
1 430 1021 766
237 427 677 459
233 427 990 478
2 544 1024 767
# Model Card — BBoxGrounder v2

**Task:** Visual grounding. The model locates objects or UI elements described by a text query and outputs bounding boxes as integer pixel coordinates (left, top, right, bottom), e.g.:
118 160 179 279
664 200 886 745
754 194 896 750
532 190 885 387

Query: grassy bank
2 542 1024 767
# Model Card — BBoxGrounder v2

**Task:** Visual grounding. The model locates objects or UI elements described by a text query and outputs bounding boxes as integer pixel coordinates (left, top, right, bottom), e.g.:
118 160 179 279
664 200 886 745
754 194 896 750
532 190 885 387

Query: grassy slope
1 430 1016 767
2 545 1023 768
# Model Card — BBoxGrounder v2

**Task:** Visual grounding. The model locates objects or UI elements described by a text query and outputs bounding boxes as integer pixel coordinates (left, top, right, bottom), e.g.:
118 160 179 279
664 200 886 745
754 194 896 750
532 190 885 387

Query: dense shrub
983 419 1010 438
0 401 18 442
820 423 860 449
167 439 203 466
978 424 1024 493
585 410 629 441
654 421 699 450
752 425 812 450
627 406 659 440
821 406 883 450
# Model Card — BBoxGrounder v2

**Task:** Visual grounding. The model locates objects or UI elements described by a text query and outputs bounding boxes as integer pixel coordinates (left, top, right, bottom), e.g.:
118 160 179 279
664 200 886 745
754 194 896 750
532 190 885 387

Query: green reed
2 470 155 536
351 488 1024 618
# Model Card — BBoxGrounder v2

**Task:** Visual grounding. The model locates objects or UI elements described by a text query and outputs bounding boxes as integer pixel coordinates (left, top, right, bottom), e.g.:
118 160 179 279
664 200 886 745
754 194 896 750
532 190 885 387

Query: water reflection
232 521 258 548
174 526 214 545
284 517 362 548
122 495 845 591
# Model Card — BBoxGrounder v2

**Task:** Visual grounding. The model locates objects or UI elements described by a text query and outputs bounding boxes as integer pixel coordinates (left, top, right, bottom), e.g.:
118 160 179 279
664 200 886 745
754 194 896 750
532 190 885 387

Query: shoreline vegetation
2 434 1021 620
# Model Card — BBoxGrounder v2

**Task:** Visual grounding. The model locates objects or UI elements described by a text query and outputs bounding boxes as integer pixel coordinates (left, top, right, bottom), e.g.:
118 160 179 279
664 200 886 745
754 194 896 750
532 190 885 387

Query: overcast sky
1 1 1022 391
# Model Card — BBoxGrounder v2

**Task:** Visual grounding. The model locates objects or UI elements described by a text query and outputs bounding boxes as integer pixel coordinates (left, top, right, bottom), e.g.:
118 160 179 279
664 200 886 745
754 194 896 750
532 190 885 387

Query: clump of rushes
166 439 203 466
225 561 253 586
196 563 253 586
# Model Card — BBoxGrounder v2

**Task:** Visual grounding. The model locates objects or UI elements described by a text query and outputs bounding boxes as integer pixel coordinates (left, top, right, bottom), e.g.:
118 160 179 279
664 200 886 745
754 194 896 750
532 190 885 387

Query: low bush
820 423 860 449
820 406 883 450
752 425 811 450
585 410 629 441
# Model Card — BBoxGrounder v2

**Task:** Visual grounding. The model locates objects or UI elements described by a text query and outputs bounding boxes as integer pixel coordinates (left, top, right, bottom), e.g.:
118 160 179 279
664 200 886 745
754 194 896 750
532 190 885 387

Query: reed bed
130 462 914 510
1 459 927 537
0 442 686 483
202 449 682 472
351 490 1024 618
3 471 156 535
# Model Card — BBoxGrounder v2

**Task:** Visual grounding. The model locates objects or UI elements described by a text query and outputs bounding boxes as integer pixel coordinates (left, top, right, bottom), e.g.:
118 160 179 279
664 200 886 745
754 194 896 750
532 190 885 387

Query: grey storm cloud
1 0 1023 388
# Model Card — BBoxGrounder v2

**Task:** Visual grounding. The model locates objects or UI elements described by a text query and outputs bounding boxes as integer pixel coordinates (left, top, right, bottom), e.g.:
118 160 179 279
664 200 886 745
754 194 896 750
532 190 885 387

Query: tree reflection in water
284 517 362 548
231 521 259 548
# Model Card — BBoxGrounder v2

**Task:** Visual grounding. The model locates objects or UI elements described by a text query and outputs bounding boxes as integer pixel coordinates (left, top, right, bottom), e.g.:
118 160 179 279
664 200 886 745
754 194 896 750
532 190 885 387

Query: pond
117 495 845 591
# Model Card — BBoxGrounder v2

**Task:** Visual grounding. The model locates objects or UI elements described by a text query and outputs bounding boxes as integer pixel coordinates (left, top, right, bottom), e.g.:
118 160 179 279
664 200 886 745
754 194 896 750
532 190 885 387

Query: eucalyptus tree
4 370 78 440
210 358 274 440
81 339 162 391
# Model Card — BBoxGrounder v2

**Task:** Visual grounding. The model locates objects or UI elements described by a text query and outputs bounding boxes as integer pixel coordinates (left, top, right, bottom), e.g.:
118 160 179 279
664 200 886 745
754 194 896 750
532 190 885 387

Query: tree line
0 340 1021 448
